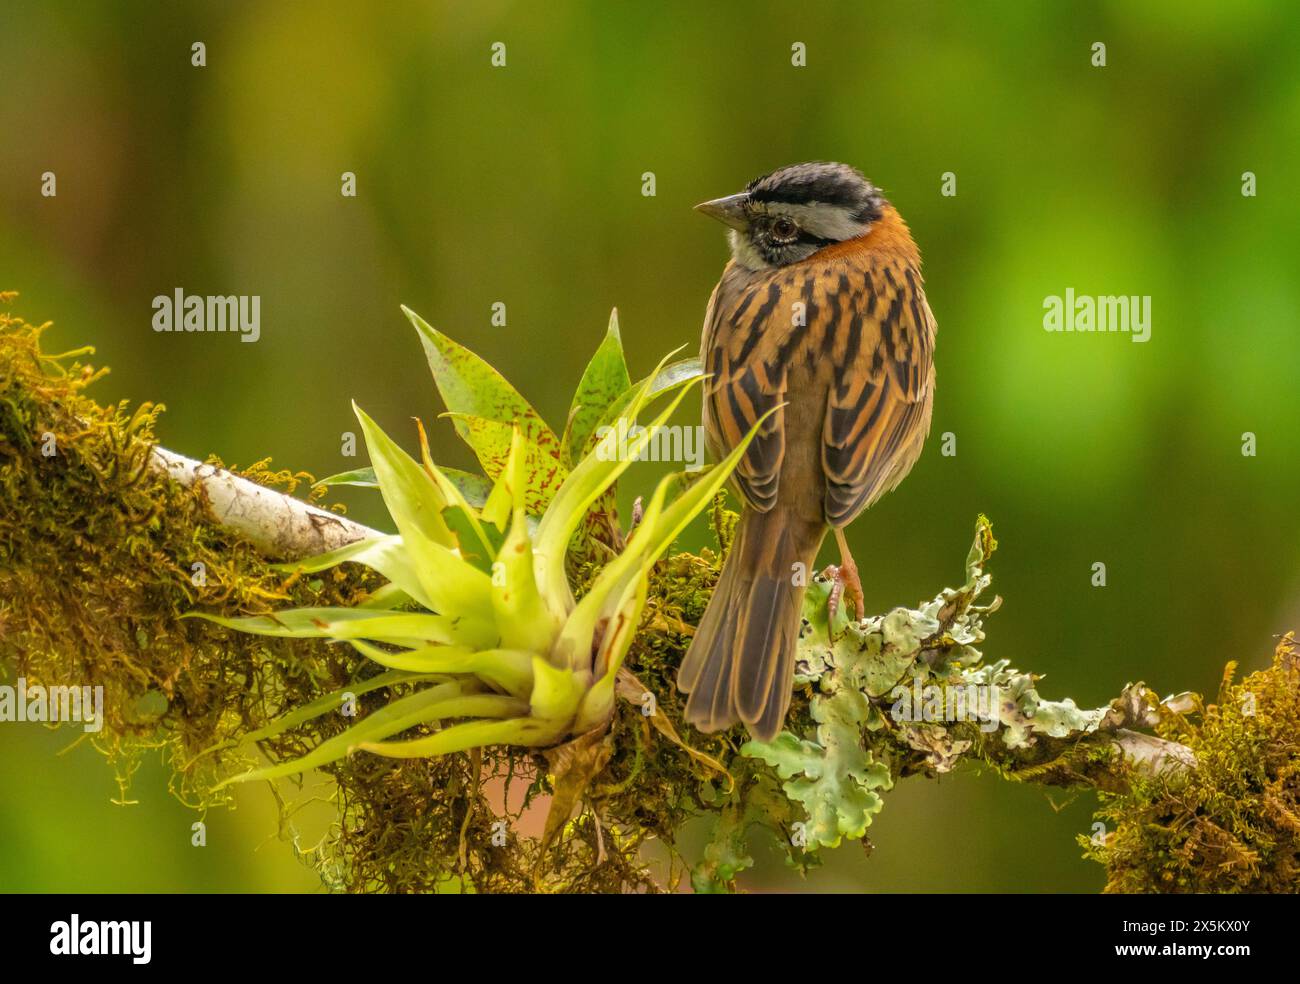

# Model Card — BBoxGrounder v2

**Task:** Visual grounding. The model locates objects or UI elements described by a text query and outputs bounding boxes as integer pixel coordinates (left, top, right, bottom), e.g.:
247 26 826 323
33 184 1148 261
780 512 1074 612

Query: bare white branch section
150 446 380 559
1112 729 1197 776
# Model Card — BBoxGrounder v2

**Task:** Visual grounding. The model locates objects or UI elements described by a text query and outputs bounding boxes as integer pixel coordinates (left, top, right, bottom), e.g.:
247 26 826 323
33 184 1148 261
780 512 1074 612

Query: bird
677 161 936 742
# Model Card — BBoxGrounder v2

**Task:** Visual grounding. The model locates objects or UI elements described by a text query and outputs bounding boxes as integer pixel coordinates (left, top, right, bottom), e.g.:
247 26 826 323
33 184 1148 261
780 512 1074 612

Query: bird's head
695 161 884 271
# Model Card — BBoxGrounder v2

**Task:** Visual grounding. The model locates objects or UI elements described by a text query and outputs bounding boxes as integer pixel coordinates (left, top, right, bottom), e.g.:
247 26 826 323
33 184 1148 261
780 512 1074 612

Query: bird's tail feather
678 508 826 741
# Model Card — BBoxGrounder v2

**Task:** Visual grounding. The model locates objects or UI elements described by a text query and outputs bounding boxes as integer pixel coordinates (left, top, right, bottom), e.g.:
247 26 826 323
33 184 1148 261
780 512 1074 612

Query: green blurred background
3 0 1299 892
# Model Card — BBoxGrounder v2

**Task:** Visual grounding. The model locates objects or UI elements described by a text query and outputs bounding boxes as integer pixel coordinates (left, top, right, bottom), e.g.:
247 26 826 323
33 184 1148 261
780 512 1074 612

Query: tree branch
150 446 380 559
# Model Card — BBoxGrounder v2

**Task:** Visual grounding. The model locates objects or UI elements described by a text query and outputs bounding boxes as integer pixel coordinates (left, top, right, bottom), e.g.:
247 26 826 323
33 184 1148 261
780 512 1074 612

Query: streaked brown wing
822 260 936 526
701 275 788 512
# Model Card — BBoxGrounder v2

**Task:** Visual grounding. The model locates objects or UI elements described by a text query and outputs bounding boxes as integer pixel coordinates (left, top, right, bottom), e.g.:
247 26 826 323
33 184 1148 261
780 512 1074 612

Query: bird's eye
771 217 798 241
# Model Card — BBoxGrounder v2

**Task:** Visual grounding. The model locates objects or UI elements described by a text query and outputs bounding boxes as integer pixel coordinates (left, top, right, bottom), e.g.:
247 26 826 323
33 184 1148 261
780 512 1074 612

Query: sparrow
678 162 936 742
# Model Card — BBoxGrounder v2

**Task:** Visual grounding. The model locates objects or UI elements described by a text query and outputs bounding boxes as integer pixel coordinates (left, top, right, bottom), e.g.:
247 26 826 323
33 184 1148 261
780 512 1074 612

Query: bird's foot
821 562 865 632
837 561 866 624
831 527 866 623
821 564 846 626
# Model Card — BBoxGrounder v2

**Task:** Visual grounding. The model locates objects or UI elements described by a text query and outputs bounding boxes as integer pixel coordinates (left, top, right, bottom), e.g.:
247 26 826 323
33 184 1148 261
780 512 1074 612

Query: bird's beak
694 193 750 232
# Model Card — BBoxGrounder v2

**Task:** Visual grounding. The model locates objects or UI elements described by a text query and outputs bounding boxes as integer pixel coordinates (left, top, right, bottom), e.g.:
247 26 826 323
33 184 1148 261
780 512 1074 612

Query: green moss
1083 635 1300 893
2 301 358 787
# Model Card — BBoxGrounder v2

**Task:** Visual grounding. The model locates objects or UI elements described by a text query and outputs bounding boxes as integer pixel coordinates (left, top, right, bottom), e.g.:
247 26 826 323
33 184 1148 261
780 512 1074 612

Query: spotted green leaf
404 305 563 488
582 355 704 458
442 413 567 516
562 309 631 467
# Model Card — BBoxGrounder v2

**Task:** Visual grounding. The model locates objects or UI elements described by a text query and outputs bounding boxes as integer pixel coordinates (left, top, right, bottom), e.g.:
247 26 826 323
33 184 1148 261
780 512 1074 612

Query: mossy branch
150 446 380 558
3 296 1296 894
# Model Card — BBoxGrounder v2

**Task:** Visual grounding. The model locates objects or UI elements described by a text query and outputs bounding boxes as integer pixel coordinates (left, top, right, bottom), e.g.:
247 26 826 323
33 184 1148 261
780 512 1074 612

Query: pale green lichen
735 516 1215 868
739 518 1001 851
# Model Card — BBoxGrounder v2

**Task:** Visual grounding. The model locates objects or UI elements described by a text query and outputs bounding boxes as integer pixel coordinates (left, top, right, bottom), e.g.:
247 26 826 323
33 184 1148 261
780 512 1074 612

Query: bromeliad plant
193 308 765 785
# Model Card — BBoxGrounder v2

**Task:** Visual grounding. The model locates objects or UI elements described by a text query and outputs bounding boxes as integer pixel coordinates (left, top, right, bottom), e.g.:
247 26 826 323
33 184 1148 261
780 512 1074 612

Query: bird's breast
712 253 875 374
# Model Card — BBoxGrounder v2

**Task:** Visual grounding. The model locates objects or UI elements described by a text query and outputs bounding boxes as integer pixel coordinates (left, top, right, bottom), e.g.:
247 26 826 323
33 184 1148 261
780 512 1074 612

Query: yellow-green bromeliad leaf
405 305 567 510
572 408 777 727
184 607 489 648
347 641 535 699
581 355 703 459
352 404 496 628
313 465 492 509
213 680 526 788
441 412 566 516
351 403 456 549
561 309 631 467
533 360 699 618
185 668 446 767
